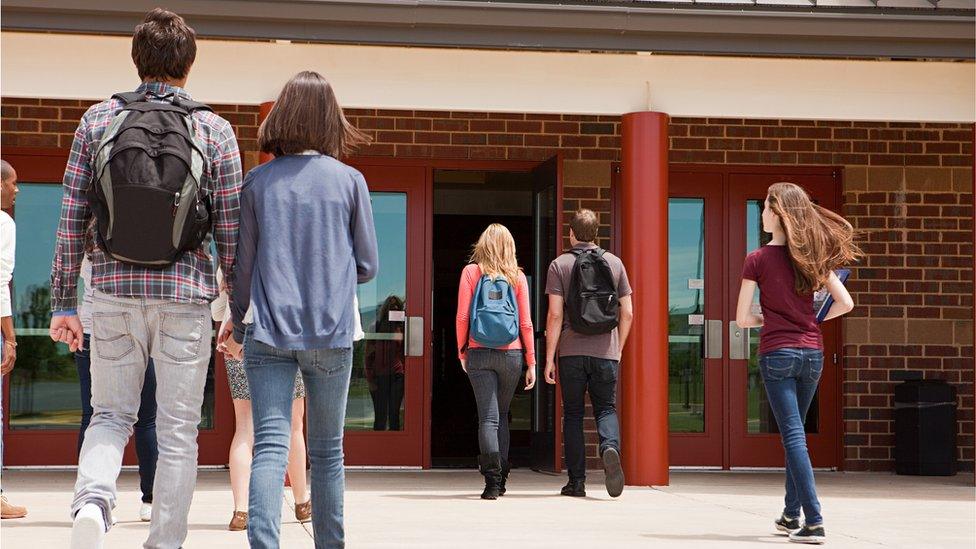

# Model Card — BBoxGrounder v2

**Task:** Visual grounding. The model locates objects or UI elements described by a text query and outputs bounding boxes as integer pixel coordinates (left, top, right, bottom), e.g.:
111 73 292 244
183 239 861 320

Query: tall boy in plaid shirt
48 9 242 549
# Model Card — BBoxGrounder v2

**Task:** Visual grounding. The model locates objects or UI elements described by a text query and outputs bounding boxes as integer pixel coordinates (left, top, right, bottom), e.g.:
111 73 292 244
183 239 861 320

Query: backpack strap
112 92 148 105
172 96 214 113
461 272 486 354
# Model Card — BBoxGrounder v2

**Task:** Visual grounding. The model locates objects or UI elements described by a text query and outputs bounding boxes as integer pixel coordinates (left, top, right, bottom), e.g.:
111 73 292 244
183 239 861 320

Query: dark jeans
370 372 404 431
559 355 620 481
76 333 158 504
759 347 824 525
466 348 523 461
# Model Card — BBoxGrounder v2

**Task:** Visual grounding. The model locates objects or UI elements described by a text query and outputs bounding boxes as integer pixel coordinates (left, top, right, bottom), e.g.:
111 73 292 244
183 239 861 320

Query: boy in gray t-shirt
543 209 634 499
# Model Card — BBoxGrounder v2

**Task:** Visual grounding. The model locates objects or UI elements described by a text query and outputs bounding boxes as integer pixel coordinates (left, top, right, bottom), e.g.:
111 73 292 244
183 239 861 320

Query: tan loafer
295 500 311 523
228 510 248 531
1 496 27 519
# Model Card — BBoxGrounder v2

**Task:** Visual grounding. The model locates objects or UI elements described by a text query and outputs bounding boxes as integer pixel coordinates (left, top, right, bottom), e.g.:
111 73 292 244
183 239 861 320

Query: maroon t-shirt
741 245 823 355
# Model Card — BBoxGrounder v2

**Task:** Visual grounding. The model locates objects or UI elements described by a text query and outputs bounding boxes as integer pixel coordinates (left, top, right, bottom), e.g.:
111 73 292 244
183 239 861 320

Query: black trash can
894 379 957 476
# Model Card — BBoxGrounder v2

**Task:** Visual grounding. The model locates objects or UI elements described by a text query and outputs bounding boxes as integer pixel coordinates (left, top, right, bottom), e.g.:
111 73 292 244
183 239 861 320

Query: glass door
727 172 842 468
529 155 562 472
667 171 724 466
0 150 229 465
344 163 428 466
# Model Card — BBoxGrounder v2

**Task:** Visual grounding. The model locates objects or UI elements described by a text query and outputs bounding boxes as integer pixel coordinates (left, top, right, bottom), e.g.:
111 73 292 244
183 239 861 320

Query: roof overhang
1 0 974 60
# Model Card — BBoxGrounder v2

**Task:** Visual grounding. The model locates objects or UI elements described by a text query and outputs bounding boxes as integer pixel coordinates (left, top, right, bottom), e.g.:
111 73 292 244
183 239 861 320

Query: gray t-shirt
545 243 632 361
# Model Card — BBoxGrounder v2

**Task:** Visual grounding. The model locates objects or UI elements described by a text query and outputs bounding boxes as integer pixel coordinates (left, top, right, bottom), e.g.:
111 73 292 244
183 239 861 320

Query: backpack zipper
172 191 181 216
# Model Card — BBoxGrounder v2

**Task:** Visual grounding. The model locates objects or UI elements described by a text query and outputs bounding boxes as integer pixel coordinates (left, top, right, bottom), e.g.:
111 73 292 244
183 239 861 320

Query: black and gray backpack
87 92 213 268
565 247 619 335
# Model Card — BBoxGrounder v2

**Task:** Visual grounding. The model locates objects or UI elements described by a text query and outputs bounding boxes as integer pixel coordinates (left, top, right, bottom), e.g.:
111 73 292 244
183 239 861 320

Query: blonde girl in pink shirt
456 223 537 500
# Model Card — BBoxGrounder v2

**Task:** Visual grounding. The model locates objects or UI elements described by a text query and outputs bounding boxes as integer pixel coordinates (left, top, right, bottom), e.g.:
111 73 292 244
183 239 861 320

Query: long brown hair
767 182 862 295
258 71 370 158
469 224 521 287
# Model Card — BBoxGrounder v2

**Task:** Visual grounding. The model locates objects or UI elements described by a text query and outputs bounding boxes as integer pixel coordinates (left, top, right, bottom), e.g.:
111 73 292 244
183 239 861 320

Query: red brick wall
3 98 973 472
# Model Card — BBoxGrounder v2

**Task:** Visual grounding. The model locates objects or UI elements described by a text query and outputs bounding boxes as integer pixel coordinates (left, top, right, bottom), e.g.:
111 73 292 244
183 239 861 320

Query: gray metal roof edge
2 0 974 59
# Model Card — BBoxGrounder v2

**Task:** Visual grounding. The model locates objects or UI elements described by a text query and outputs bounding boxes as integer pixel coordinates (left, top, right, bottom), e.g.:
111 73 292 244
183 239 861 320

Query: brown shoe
295 500 311 523
228 510 248 531
1 496 27 519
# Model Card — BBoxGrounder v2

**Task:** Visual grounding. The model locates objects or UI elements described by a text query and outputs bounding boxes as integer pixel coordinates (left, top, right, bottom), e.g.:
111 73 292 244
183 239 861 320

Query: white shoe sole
70 513 105 549
789 535 825 544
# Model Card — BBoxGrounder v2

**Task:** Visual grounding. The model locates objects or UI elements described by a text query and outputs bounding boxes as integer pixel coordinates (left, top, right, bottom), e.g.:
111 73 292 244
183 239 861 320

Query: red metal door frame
666 169 726 466
347 155 563 470
0 147 235 465
341 161 429 467
725 169 843 469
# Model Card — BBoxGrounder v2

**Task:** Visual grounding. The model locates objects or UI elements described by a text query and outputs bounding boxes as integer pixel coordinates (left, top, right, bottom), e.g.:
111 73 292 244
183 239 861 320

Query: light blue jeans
759 347 824 526
243 328 352 549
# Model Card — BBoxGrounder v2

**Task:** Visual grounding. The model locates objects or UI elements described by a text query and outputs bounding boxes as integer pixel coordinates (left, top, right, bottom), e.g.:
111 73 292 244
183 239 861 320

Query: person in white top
211 268 311 531
0 159 27 520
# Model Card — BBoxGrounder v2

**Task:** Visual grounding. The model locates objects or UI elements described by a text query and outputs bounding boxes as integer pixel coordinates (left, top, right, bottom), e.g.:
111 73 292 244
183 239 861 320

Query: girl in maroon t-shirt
735 182 860 545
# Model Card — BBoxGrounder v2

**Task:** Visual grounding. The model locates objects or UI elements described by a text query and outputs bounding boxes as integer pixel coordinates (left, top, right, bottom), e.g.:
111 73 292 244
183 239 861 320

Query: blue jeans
76 334 158 503
244 329 352 549
759 347 824 526
558 355 621 481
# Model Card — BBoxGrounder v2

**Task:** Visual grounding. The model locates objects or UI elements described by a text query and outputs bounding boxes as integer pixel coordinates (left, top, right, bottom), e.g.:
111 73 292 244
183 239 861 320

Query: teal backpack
468 274 520 348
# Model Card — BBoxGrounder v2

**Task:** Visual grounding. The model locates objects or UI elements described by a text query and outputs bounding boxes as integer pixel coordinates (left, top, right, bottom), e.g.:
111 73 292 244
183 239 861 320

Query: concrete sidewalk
0 469 973 548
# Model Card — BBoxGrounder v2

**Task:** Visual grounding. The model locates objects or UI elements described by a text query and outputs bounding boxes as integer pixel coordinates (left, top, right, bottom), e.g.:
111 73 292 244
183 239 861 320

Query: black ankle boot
478 453 502 500
560 478 586 497
498 460 511 496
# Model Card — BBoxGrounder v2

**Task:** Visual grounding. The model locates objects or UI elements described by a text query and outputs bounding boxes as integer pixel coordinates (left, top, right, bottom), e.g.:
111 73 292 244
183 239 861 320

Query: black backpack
565 247 619 335
87 92 214 268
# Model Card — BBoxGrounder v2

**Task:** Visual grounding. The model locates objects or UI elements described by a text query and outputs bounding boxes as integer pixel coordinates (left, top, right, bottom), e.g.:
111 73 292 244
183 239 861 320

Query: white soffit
1 32 973 122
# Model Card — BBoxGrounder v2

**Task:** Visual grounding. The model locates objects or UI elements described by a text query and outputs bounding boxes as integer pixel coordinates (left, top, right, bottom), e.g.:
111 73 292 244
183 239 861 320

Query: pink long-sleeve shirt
456 264 536 366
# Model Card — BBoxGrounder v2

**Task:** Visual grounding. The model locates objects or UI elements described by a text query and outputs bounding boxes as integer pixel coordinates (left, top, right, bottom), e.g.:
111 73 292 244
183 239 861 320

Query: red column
258 101 275 164
620 111 670 486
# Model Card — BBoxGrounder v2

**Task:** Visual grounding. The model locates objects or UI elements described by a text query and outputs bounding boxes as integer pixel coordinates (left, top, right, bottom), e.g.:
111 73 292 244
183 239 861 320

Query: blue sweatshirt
230 154 378 350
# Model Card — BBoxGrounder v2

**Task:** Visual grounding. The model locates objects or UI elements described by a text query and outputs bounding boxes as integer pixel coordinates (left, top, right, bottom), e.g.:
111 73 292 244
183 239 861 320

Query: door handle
704 320 723 359
729 321 749 360
405 316 424 357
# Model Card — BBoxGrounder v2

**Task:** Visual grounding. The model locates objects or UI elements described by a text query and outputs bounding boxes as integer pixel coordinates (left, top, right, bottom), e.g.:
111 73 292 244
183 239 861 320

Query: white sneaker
139 503 152 522
71 503 106 549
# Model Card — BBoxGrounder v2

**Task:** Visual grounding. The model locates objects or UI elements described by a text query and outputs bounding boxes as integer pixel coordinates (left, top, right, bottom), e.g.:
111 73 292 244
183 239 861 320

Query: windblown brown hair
258 71 370 158
131 9 197 81
767 182 862 295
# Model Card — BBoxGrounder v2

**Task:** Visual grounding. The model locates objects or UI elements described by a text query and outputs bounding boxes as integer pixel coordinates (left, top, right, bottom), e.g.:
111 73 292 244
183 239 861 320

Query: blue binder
814 268 851 323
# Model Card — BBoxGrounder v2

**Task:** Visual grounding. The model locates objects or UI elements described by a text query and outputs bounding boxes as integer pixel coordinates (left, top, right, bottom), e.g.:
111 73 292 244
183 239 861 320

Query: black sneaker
789 524 825 545
560 479 586 497
601 447 624 498
775 514 801 535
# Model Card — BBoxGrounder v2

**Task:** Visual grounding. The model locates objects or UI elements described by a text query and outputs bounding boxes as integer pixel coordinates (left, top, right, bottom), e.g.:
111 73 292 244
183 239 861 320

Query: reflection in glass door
667 172 723 467
349 193 407 432
2 179 222 464
343 163 427 467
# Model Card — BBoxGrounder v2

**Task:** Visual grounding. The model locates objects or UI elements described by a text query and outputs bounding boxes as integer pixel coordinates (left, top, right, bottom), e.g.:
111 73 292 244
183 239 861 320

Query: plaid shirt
50 82 242 312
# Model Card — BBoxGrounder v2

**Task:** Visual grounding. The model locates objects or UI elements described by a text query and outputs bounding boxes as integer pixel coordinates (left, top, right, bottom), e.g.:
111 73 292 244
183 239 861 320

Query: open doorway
430 169 536 468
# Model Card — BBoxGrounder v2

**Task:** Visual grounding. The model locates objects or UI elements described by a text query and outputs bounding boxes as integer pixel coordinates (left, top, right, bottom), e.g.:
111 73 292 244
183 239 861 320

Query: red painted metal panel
620 112 670 486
